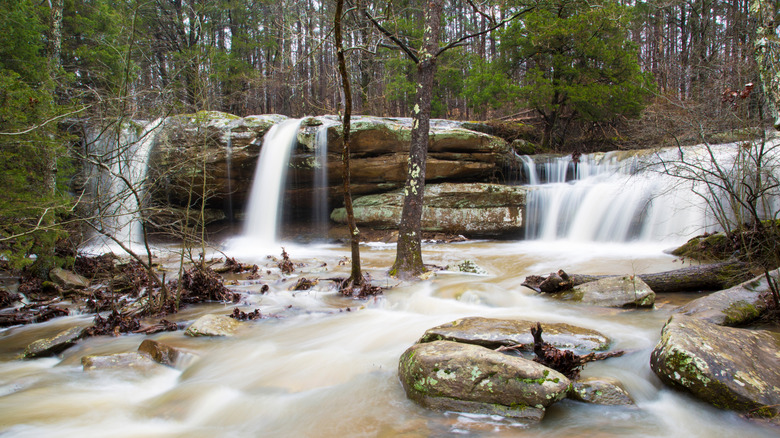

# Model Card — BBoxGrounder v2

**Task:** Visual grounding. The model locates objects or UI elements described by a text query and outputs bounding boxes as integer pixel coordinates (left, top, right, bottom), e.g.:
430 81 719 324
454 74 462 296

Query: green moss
723 301 761 325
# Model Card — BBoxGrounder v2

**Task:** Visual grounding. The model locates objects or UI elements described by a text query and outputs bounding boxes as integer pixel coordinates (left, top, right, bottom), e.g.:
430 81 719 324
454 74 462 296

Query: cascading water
243 118 303 247
522 150 715 243
224 130 234 223
85 118 163 250
313 121 338 240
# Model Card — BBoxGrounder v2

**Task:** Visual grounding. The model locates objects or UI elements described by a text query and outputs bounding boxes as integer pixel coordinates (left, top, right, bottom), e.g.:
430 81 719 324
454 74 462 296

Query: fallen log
523 261 752 294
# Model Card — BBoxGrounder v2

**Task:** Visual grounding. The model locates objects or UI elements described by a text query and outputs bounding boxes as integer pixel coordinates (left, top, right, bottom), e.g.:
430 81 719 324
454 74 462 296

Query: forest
1 1 780 435
2 0 778 276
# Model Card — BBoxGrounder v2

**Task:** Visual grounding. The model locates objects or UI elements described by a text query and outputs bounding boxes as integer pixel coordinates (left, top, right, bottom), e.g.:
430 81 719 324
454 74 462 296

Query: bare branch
436 6 535 57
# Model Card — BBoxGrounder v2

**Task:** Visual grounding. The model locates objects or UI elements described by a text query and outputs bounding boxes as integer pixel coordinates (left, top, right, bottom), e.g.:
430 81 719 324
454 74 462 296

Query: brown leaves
529 322 624 379
278 248 294 274
180 267 239 304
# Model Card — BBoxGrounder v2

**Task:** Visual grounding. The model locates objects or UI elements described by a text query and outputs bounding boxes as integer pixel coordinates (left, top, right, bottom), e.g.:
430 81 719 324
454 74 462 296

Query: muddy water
0 241 776 437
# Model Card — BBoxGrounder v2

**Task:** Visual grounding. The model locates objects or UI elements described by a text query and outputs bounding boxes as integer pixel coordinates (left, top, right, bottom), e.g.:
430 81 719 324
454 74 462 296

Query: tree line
1 0 778 277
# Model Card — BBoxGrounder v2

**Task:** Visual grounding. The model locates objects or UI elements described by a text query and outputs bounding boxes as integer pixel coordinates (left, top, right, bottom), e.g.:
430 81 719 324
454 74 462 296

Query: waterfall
523 151 712 243
85 118 163 250
243 118 303 246
225 130 234 223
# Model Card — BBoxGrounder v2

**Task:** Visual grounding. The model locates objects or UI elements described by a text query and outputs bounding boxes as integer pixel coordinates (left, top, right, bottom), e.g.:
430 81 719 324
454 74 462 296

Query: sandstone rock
21 326 85 359
331 183 526 238
650 315 780 417
82 352 158 371
418 317 610 354
184 314 242 337
676 270 776 325
398 340 570 422
555 276 655 308
569 377 634 405
138 339 197 368
49 268 89 289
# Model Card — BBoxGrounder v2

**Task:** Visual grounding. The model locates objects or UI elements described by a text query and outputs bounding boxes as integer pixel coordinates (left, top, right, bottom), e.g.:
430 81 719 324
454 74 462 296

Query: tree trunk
391 0 443 279
335 0 362 284
525 261 752 294
751 0 780 129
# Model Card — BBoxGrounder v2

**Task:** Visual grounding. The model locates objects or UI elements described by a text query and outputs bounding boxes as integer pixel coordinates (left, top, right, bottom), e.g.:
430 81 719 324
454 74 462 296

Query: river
0 239 776 437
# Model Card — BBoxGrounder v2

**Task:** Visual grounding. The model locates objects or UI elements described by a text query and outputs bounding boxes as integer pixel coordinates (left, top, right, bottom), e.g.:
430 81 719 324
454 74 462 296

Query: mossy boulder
398 340 570 422
555 276 655 308
330 183 527 238
569 377 634 405
675 270 777 325
418 317 610 354
650 315 780 417
671 233 731 262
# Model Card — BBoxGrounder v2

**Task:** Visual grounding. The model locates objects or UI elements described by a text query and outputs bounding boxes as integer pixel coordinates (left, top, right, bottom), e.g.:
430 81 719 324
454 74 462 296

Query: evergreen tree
0 0 70 274
502 0 652 148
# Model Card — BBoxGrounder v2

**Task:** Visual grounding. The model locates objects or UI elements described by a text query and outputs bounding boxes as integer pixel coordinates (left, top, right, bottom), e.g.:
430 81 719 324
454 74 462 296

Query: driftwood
523 261 751 293
530 322 624 379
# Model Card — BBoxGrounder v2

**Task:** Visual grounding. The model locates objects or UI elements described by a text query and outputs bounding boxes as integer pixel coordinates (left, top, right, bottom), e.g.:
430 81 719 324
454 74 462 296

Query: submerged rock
138 339 197 368
569 377 634 405
650 315 780 417
82 352 158 371
184 314 242 337
676 270 776 326
456 260 488 275
21 326 85 359
418 317 610 354
556 276 655 308
398 340 570 422
331 183 526 238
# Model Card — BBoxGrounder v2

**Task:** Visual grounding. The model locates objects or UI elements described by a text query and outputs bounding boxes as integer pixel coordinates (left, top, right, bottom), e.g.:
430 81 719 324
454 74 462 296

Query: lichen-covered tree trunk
391 0 443 279
751 0 780 129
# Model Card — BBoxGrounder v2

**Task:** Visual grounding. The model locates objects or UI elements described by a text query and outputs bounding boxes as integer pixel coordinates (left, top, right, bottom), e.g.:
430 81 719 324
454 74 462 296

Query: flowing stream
0 240 777 437
3 125 779 436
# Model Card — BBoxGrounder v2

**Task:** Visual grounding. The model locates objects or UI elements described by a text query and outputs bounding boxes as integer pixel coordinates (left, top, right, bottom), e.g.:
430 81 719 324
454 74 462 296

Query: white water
519 144 780 243
241 118 303 249
84 119 163 252
313 122 333 240
0 241 777 437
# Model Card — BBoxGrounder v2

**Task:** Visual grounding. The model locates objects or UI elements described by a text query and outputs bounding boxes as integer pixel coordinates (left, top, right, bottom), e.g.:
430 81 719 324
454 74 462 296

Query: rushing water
0 240 777 438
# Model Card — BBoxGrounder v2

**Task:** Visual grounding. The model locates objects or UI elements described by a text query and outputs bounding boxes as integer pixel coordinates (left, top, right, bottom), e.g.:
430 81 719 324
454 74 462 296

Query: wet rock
555 276 655 308
676 270 776 326
21 326 85 359
138 339 196 368
569 377 634 405
49 268 89 290
398 340 570 422
184 314 242 337
650 315 780 417
418 317 610 354
82 352 158 371
331 183 527 238
456 260 488 275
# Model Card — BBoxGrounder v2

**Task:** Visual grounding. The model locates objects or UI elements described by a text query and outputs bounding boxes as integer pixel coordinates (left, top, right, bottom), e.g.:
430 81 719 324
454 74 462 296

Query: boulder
569 377 634 405
49 268 89 289
418 317 610 354
82 352 158 371
456 260 488 275
331 183 527 238
554 276 655 308
184 314 242 337
138 339 197 368
21 326 85 359
399 340 570 422
650 315 780 417
675 270 776 326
